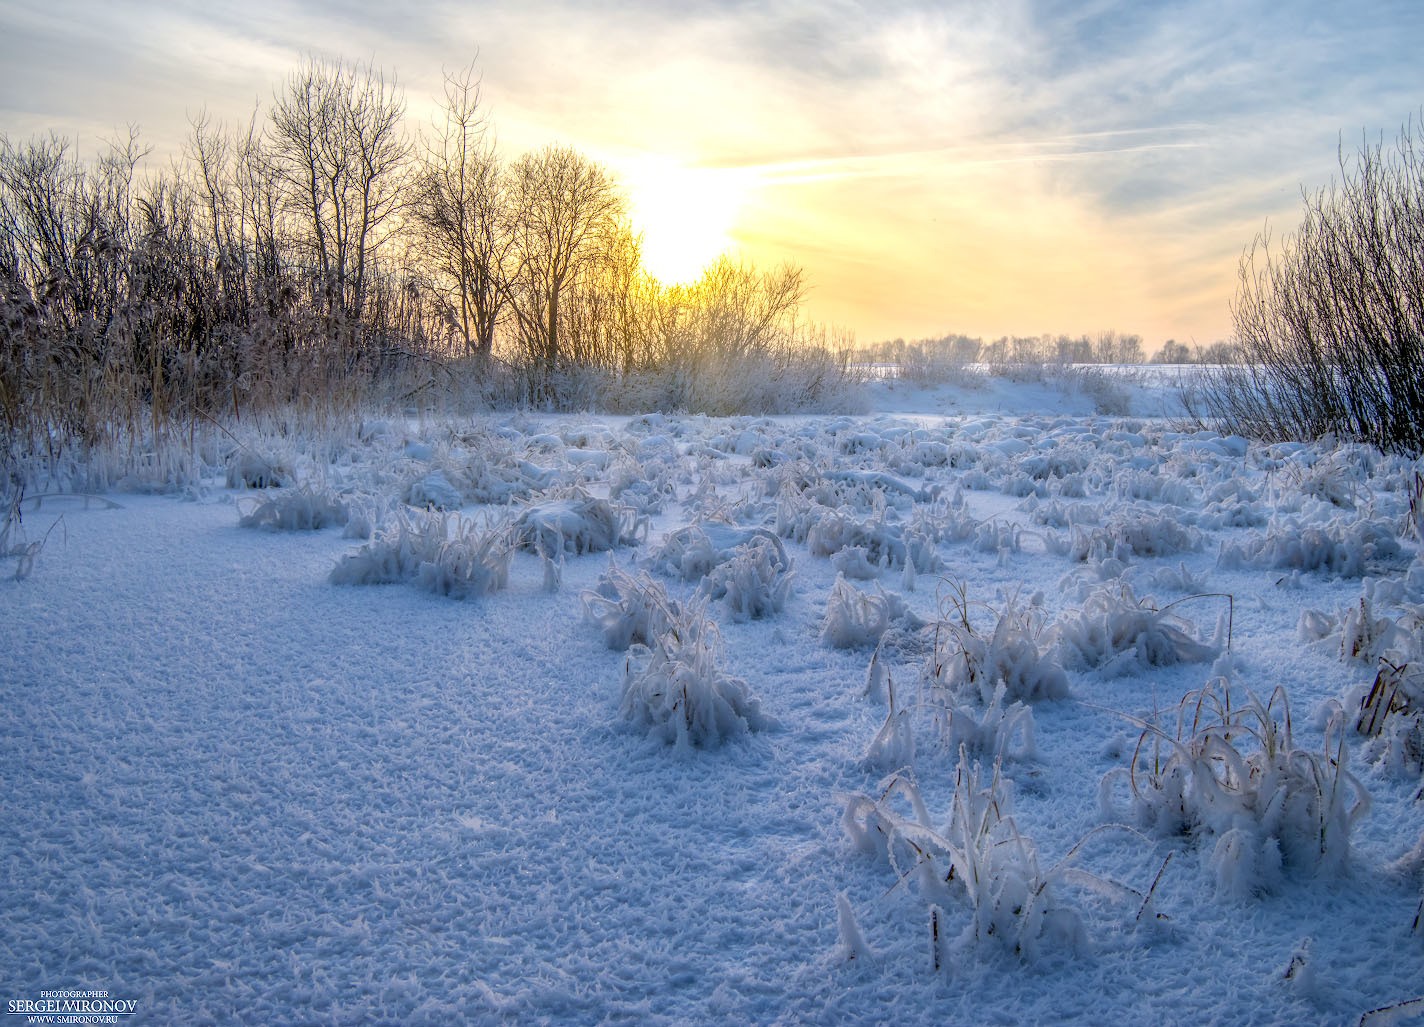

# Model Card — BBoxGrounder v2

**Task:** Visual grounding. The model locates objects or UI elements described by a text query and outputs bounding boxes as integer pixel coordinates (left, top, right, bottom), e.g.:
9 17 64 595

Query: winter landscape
4 3 1424 1025
4 367 1423 1025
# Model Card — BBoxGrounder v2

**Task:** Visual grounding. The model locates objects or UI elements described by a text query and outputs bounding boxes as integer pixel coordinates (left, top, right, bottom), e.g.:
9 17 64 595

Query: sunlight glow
621 158 749 284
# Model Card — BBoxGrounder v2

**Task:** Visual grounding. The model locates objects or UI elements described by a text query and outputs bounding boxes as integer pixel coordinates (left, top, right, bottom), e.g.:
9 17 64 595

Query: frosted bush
1069 511 1201 563
620 600 773 747
1218 517 1402 578
1338 594 1403 664
1054 585 1218 675
1353 659 1424 776
701 536 794 621
807 510 936 573
582 561 679 650
237 486 348 532
973 520 1023 556
822 576 924 649
405 470 463 511
1101 681 1370 898
608 458 675 515
515 489 645 556
225 450 290 489
841 752 1086 962
928 587 1068 704
329 510 512 598
825 469 936 504
653 522 787 581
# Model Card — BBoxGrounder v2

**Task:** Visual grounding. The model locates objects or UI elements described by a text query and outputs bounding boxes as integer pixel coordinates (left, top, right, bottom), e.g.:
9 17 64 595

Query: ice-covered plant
620 599 773 748
841 751 1087 962
329 509 512 598
653 521 787 582
582 561 679 651
806 509 935 573
701 535 794 621
929 682 1038 764
405 470 464 510
1053 584 1218 675
1101 680 1370 898
225 449 290 489
1218 516 1403 578
1405 470 1424 542
822 576 924 649
1069 510 1201 563
928 582 1068 703
514 488 646 556
237 485 348 531
1353 658 1424 776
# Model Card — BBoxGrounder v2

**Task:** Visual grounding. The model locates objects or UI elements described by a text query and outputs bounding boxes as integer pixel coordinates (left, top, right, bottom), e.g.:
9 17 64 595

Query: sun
621 158 748 284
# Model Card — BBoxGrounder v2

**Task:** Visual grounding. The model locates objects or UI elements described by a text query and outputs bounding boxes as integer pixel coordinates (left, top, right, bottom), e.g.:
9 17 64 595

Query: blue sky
2 0 1419 346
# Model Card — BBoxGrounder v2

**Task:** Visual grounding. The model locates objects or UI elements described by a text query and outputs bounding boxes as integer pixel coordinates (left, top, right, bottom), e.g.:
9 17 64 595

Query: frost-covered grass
1101 679 1370 899
619 597 775 748
5 386 1424 1025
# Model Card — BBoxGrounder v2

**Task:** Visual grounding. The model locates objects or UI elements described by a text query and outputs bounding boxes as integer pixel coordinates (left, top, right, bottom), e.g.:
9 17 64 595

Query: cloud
1 0 1418 344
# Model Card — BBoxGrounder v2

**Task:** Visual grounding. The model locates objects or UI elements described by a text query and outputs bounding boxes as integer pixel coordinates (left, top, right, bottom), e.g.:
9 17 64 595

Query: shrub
582 561 678 651
513 488 645 556
1193 116 1424 453
821 576 923 650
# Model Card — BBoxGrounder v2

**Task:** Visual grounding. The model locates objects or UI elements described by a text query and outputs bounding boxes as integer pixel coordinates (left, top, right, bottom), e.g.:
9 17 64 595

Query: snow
3 371 1423 1025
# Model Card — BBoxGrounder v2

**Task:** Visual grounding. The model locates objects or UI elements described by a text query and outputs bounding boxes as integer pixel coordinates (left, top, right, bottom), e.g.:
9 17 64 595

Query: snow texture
4 370 1424 1025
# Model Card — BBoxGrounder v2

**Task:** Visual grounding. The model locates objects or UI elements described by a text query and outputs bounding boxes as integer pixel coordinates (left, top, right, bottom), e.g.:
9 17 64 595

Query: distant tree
1154 339 1192 363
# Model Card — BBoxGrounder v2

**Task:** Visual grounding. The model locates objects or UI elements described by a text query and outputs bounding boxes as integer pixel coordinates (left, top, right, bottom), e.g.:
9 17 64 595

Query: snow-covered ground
4 373 1423 1025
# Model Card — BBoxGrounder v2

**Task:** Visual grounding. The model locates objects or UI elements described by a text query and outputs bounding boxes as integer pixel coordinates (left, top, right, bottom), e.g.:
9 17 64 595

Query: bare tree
503 145 624 390
412 64 509 360
267 56 411 332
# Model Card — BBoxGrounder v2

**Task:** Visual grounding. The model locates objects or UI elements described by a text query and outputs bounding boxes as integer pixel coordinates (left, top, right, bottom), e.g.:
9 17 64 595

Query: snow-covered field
4 373 1423 1025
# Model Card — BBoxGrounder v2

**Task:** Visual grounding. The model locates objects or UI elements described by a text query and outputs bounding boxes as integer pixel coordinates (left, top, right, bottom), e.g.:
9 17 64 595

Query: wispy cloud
1 0 1418 343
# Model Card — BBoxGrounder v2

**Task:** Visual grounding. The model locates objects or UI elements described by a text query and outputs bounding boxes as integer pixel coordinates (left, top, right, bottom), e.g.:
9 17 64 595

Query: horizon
2 0 1419 347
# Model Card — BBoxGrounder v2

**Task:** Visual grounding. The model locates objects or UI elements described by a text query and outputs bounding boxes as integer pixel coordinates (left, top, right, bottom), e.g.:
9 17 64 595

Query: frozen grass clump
928 584 1068 704
405 470 464 511
700 535 794 621
1353 658 1424 777
807 510 933 573
515 489 645 556
237 486 348 532
1070 510 1202 563
928 681 1038 764
620 599 773 748
1219 517 1403 578
225 450 290 489
841 751 1087 962
582 561 679 651
1053 585 1218 675
329 509 512 598
1101 681 1370 898
822 576 924 649
653 522 787 581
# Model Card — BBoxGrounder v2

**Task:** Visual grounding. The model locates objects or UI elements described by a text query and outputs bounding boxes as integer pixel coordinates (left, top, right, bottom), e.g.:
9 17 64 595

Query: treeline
857 331 1238 369
0 57 851 452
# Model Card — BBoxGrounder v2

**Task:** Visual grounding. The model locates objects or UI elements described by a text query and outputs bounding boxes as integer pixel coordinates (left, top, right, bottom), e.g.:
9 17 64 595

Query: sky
1 0 1420 349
